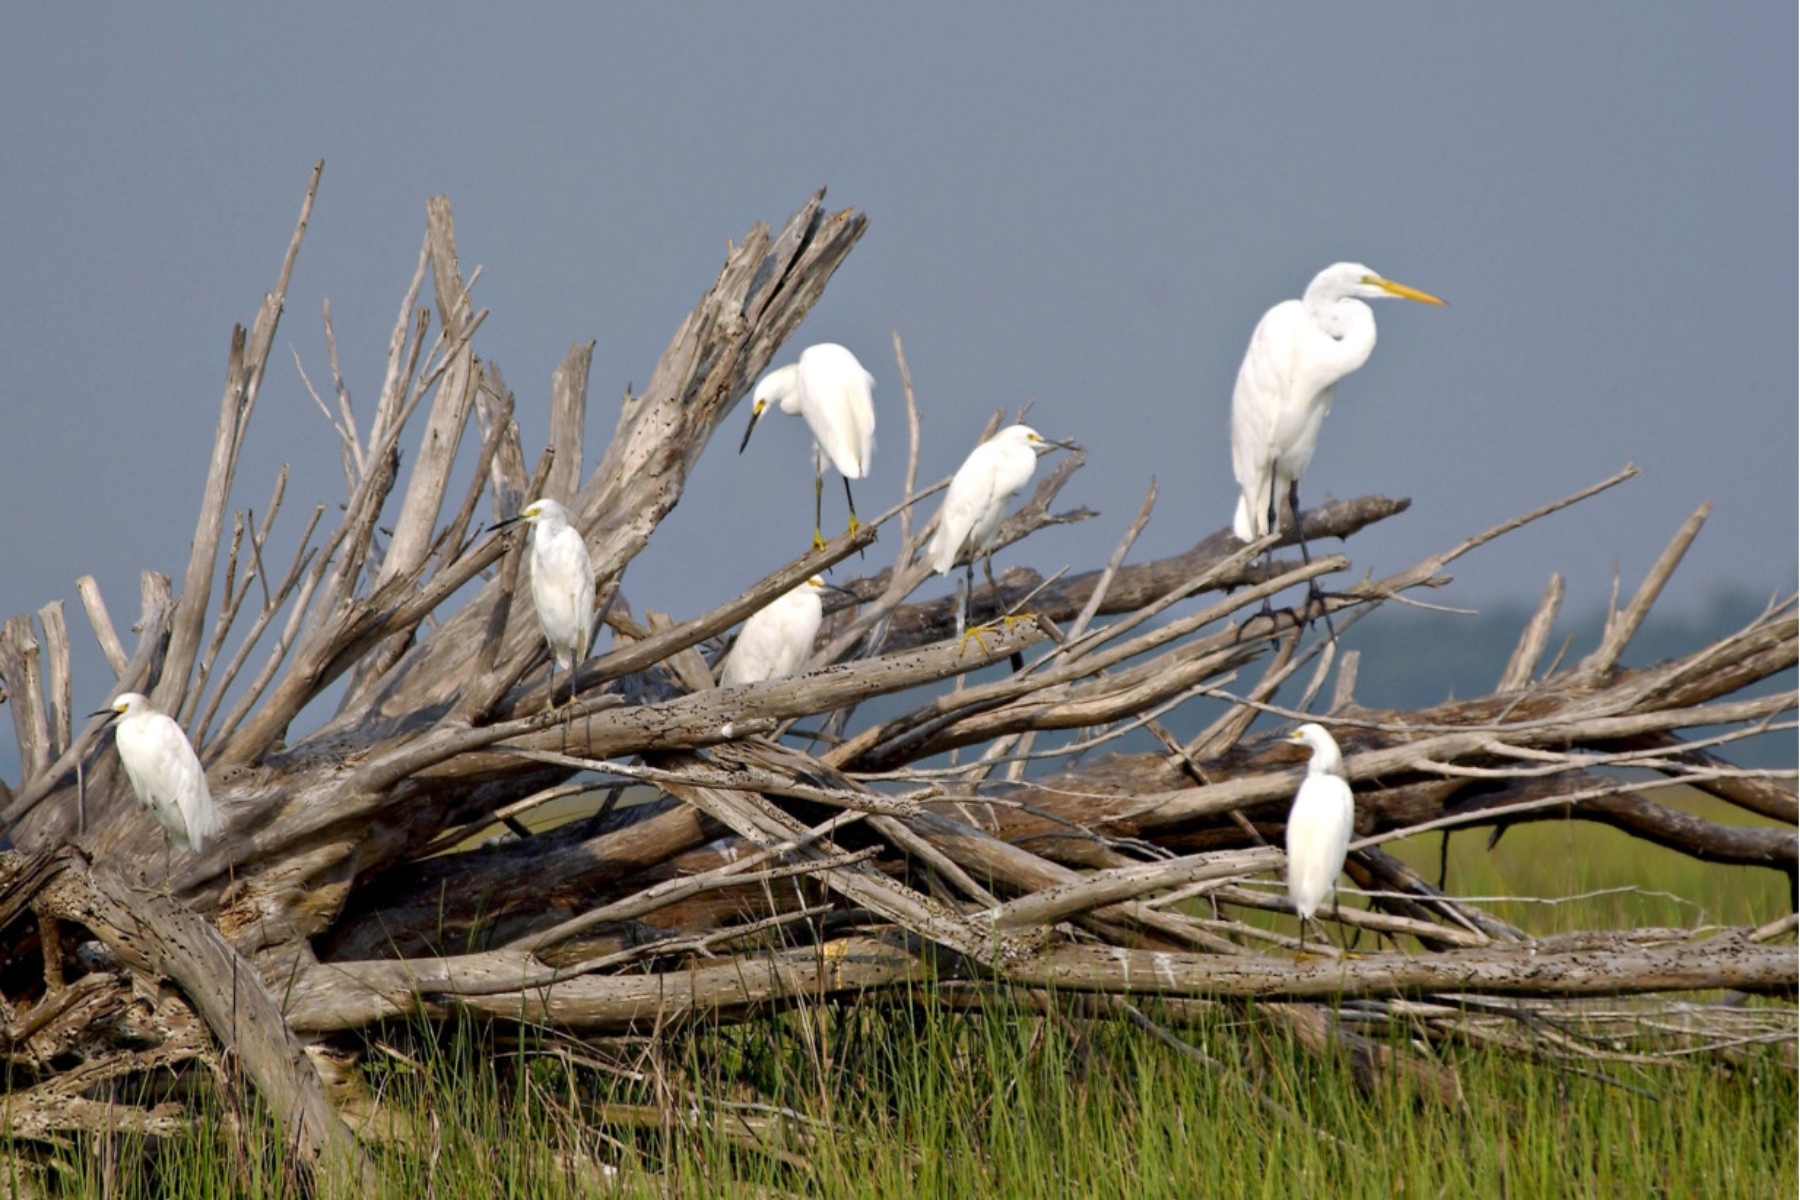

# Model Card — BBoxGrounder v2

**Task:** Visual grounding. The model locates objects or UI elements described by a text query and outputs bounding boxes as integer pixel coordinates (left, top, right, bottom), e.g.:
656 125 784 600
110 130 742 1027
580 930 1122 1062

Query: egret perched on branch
1284 722 1355 956
927 425 1060 629
94 692 222 865
1230 263 1444 546
738 343 876 548
499 497 596 705
719 577 829 686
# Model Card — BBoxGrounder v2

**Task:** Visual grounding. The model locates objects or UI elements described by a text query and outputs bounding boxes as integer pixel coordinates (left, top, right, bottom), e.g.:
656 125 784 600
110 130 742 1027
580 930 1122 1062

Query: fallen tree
0 163 1793 1184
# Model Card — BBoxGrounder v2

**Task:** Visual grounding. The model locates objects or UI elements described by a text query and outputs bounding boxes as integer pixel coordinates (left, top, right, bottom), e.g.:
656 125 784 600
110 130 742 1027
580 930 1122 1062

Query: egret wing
1230 300 1307 538
929 441 1003 573
799 352 876 479
1284 773 1354 918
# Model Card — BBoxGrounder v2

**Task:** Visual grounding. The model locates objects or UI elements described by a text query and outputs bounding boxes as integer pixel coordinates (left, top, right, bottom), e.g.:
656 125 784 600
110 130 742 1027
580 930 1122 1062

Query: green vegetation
35 796 1793 1198
50 987 1793 1199
1384 788 1791 936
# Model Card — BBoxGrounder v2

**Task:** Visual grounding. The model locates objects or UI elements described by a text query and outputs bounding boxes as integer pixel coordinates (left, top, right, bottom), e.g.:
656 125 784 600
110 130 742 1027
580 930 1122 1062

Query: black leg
1331 892 1362 955
813 468 826 550
1289 480 1337 642
843 476 864 557
1261 480 1279 611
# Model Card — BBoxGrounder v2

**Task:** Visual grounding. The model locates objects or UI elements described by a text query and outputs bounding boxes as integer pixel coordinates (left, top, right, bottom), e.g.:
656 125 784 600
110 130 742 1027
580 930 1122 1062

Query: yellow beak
1371 276 1447 306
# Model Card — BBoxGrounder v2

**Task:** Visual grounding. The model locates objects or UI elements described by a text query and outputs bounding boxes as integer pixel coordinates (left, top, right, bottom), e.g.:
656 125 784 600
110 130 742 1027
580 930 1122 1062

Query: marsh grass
45 797 1798 1198
63 989 1794 1198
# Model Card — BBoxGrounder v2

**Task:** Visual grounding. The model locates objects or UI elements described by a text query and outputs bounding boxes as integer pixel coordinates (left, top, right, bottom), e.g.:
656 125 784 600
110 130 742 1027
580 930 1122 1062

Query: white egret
719 577 829 686
1284 722 1356 956
500 497 596 704
738 343 876 548
926 424 1058 633
94 692 222 861
1230 263 1444 546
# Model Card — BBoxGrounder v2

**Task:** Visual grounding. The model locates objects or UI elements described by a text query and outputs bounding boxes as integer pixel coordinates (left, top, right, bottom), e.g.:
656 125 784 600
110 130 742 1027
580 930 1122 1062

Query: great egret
1284 722 1356 955
719 577 829 686
1230 263 1444 546
94 692 222 861
499 497 596 704
738 343 876 548
926 424 1059 631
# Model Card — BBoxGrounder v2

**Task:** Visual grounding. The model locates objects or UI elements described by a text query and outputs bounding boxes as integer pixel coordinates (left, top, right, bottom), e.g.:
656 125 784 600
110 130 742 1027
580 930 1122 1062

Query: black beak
738 404 765 455
88 708 115 721
491 513 526 532
1044 437 1079 452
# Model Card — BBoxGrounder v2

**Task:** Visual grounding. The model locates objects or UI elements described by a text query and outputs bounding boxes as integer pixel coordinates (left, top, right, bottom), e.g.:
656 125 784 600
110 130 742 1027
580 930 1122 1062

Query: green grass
1382 787 1792 935
54 989 1794 1199
34 794 1799 1198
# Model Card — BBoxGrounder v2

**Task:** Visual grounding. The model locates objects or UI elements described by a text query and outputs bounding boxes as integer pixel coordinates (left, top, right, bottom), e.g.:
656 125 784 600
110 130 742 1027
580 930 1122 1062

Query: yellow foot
812 528 828 551
847 513 862 537
957 624 993 656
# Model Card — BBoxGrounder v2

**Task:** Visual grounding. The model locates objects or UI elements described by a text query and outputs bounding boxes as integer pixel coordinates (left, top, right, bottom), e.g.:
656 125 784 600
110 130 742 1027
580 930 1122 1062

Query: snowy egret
927 425 1062 635
1230 263 1444 544
1284 722 1356 956
498 497 596 704
738 343 876 548
93 692 222 860
719 577 829 686
927 425 1051 575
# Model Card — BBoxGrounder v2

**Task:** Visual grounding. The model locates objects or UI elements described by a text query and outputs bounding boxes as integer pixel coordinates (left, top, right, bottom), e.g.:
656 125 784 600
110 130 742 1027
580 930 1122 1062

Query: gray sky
2 5 1793 728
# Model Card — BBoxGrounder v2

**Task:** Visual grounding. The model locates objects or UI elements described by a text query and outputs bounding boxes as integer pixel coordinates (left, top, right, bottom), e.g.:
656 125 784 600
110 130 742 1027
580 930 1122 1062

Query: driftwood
0 165 1793 1179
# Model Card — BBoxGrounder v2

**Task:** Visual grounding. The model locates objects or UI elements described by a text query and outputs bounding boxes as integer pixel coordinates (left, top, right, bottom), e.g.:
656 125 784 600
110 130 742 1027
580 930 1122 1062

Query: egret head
94 692 150 720
1311 262 1445 307
494 497 570 535
518 498 573 528
739 364 800 454
1000 424 1075 453
1287 723 1345 773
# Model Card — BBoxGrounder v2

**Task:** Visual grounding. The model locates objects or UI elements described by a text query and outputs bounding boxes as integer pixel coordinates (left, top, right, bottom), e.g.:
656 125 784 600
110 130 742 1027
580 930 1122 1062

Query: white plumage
739 343 876 542
1231 263 1444 541
719 578 827 686
104 692 221 853
1284 722 1355 925
517 497 596 675
927 424 1046 574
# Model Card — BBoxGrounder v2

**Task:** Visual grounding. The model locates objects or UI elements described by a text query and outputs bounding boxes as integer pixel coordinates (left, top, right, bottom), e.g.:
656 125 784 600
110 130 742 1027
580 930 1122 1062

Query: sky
0 5 1794 739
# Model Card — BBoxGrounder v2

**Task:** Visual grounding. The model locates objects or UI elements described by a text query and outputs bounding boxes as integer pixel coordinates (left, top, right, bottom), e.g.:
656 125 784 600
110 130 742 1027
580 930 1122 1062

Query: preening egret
94 692 222 860
738 343 876 548
1284 722 1355 955
719 577 828 686
1230 263 1444 544
500 497 596 703
926 424 1058 634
